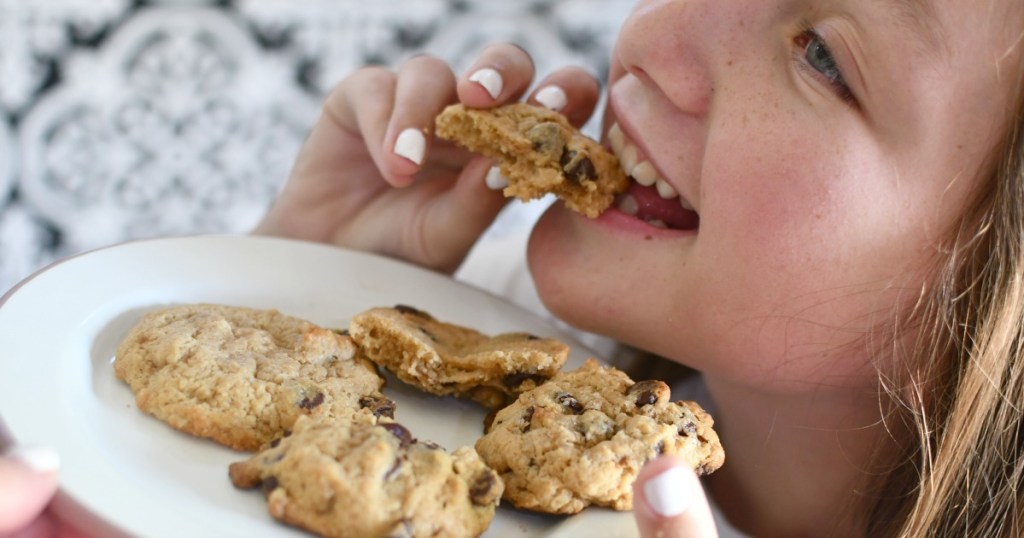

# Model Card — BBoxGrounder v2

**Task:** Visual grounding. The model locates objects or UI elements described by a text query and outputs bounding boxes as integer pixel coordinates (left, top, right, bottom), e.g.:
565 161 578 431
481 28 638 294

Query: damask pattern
0 0 634 293
19 7 318 255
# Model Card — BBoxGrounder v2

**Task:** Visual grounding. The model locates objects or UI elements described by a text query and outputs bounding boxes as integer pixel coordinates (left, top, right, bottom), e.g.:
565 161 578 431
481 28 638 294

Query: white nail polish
535 85 567 111
485 165 509 190
469 68 504 99
6 445 60 473
644 467 690 517
394 128 426 165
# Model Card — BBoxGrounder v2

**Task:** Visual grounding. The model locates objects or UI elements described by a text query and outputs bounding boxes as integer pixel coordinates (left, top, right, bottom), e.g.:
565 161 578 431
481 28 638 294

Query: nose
614 0 715 117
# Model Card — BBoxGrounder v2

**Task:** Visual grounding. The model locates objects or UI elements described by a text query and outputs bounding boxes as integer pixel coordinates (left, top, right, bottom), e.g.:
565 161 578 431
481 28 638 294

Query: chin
527 205 609 333
526 204 659 350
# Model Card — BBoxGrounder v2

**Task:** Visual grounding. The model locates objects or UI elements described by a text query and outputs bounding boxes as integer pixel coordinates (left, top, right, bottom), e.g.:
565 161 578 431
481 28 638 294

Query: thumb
0 446 60 534
633 456 719 538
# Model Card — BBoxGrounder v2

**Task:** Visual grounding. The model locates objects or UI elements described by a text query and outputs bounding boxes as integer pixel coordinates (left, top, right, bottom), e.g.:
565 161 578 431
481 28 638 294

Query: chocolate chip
268 437 282 448
525 334 541 341
654 440 665 455
332 328 350 336
526 122 566 159
502 372 547 389
628 380 663 407
395 304 431 319
469 471 499 506
522 406 535 432
560 149 597 183
381 423 413 447
359 395 396 419
680 421 697 436
261 476 279 493
556 392 584 414
297 392 325 410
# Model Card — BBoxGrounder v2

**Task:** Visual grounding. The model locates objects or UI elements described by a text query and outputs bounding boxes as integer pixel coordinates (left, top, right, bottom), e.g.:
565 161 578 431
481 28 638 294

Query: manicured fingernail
644 467 690 517
469 68 504 99
535 85 567 111
485 165 509 190
394 128 426 165
6 445 60 473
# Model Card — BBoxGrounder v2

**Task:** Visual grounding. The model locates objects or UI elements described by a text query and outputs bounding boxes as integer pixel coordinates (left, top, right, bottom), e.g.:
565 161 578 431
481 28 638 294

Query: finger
425 156 510 272
458 43 537 107
383 55 458 185
331 67 403 186
633 456 719 538
527 66 602 128
0 446 60 535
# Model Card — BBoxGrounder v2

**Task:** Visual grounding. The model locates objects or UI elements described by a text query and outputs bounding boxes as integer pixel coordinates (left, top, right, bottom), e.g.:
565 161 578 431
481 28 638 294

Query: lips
607 122 699 231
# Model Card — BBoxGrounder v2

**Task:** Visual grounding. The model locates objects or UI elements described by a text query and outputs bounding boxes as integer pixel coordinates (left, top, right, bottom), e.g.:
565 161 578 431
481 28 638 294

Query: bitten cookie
435 103 628 218
475 359 724 514
228 417 504 538
114 304 394 451
348 305 569 409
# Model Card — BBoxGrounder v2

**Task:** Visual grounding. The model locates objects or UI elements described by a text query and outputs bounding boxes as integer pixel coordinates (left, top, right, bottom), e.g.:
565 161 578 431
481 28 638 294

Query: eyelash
794 23 856 106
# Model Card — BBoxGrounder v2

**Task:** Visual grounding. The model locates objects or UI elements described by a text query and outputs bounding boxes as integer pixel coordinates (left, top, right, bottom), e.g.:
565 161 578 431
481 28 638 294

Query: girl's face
528 0 1022 390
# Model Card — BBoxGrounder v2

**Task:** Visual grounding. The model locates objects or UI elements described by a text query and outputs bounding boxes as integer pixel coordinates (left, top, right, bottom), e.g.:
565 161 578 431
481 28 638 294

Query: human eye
794 25 856 105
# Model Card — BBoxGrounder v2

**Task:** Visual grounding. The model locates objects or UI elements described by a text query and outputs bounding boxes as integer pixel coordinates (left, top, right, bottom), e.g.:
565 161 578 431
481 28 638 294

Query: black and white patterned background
0 0 634 293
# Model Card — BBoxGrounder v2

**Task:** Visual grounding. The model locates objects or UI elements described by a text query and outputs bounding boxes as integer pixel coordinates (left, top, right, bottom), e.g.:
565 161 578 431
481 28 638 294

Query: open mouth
608 122 700 231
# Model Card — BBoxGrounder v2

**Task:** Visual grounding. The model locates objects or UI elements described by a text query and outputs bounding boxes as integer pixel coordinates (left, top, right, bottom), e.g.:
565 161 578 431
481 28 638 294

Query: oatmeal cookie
435 103 628 217
228 417 503 538
114 304 393 451
475 359 724 514
348 305 569 409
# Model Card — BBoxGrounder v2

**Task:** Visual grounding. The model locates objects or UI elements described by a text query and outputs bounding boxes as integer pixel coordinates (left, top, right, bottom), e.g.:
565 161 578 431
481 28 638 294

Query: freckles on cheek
711 159 826 262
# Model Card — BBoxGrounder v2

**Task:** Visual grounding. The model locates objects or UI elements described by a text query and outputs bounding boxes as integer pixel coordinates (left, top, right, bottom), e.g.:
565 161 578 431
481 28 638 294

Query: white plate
0 235 638 538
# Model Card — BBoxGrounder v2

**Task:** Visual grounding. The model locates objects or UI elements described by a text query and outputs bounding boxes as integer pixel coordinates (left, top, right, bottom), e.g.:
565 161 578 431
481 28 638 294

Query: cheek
704 118 898 278
689 124 932 379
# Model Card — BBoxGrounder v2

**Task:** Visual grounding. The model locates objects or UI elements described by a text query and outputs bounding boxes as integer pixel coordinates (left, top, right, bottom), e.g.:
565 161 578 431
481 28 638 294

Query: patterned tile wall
0 0 634 292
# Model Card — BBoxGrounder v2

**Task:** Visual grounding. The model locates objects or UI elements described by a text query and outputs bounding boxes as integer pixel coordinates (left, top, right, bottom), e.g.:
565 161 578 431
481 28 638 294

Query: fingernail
6 445 60 473
469 68 504 100
485 165 509 190
534 85 567 111
394 128 426 165
644 467 690 517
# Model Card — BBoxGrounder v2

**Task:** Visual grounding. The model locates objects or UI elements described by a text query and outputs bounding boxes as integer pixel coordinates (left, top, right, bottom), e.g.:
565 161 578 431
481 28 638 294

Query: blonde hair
870 79 1024 536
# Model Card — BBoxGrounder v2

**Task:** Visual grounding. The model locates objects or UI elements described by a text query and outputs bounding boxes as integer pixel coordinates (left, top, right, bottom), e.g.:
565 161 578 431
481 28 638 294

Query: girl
256 0 1024 536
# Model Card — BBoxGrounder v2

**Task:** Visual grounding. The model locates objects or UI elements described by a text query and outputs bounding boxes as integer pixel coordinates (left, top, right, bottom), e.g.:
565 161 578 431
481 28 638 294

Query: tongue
628 183 700 230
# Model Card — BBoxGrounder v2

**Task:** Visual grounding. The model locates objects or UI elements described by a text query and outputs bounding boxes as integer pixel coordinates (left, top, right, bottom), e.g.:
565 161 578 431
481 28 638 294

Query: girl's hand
0 445 86 538
255 44 601 274
633 457 721 538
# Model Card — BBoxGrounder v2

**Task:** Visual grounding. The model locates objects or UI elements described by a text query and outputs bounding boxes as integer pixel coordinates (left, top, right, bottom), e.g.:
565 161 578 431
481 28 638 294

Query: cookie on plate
228 417 504 538
435 103 628 218
348 305 569 409
114 304 394 451
475 359 724 514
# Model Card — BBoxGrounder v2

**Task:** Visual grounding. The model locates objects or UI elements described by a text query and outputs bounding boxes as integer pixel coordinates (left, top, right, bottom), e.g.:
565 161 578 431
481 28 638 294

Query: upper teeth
608 122 693 211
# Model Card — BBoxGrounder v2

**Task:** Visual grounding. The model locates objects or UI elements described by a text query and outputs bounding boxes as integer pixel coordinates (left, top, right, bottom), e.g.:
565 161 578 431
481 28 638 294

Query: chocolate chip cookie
475 359 724 514
435 103 628 218
114 304 393 451
348 305 569 409
228 417 504 538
